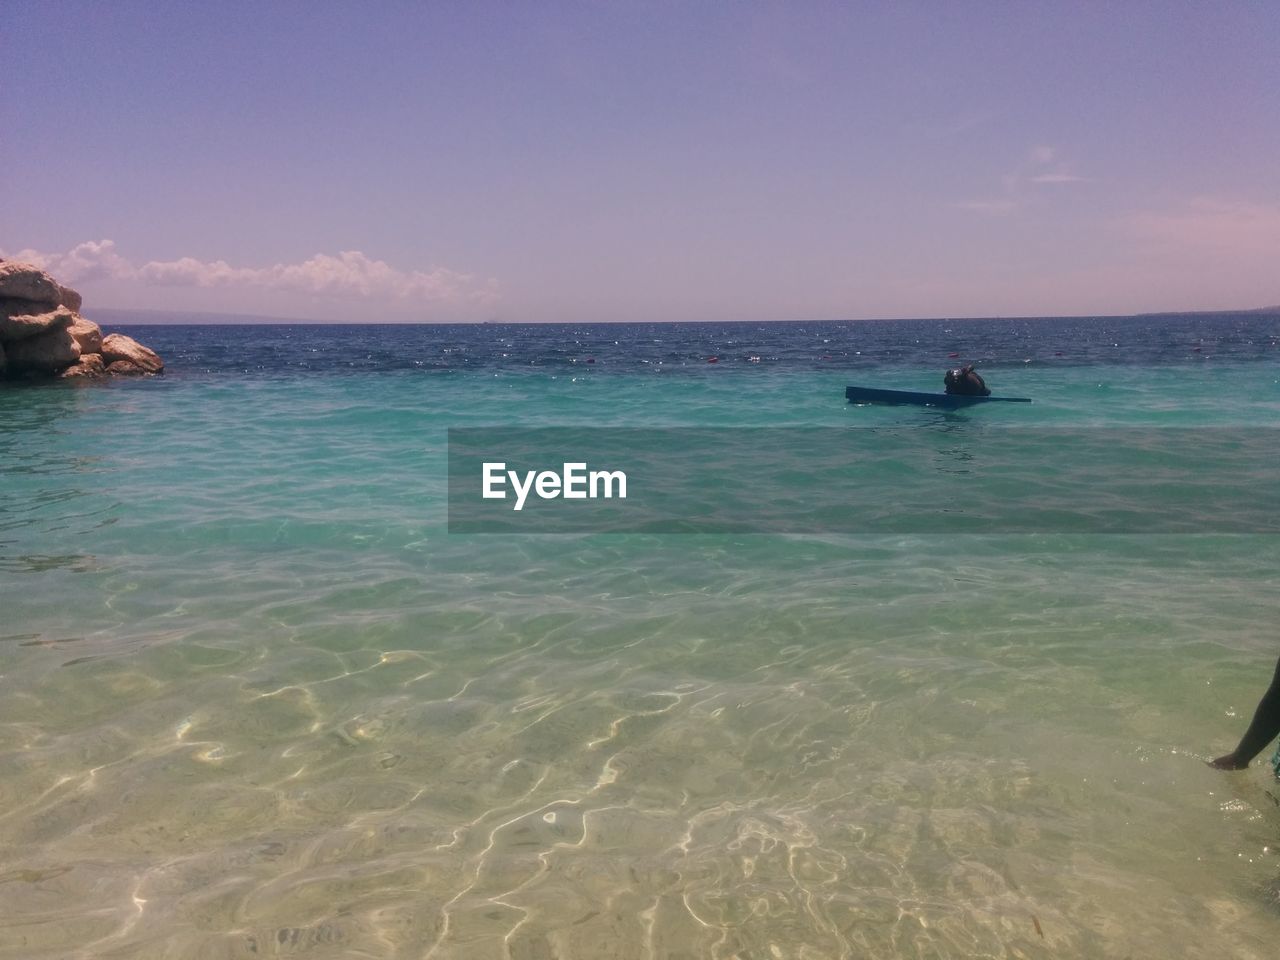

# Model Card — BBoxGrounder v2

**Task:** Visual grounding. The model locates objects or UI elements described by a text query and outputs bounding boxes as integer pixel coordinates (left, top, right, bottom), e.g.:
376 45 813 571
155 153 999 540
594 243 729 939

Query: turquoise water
3 320 1280 959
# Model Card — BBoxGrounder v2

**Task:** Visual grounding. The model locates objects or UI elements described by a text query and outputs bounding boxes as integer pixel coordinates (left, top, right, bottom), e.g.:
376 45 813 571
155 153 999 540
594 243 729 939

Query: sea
2 313 1279 959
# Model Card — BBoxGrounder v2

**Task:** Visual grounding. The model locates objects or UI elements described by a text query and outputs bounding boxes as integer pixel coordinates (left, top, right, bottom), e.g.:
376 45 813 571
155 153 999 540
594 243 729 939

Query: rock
0 302 75 341
66 315 103 355
105 359 153 376
57 353 106 379
0 261 62 306
0 258 164 383
5 325 81 373
56 284 82 313
102 333 163 373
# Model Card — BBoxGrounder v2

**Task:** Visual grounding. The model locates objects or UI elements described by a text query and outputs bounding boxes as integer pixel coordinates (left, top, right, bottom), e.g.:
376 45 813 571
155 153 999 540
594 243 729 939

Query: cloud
953 199 1018 215
958 144 1089 214
0 241 499 307
1025 145 1088 185
4 239 136 283
1030 173 1089 184
135 256 241 287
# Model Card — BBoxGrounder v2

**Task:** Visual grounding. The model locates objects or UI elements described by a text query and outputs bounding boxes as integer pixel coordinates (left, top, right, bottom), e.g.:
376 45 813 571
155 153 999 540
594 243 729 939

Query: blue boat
845 385 1032 408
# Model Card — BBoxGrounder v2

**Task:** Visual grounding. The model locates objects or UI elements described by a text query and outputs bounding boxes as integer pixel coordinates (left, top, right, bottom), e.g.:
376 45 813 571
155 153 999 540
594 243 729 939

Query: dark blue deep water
97 311 1280 377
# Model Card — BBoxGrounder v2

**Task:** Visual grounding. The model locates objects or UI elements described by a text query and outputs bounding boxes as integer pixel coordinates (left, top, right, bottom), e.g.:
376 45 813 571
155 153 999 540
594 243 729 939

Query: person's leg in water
1211 655 1280 772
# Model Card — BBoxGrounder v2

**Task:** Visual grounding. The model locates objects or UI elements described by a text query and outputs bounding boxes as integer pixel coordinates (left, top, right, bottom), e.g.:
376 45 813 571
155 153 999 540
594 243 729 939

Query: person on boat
944 364 991 396
1210 655 1280 775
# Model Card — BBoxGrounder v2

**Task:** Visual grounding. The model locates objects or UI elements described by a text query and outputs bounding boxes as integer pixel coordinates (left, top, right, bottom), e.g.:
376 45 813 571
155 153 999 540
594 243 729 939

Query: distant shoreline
92 306 1280 327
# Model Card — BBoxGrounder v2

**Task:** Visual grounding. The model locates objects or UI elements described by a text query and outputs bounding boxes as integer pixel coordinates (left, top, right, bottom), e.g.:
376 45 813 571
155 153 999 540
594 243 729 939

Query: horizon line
89 305 1280 326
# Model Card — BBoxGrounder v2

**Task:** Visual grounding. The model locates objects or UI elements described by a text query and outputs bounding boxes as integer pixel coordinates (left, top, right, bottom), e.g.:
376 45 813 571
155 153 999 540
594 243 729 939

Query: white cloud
1 241 499 307
953 199 1018 215
4 238 136 283
136 257 241 287
1030 173 1089 184
958 144 1089 213
1026 145 1087 185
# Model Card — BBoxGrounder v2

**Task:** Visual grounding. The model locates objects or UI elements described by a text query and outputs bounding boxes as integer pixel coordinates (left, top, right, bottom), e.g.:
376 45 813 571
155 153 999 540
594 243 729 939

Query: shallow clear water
2 316 1280 959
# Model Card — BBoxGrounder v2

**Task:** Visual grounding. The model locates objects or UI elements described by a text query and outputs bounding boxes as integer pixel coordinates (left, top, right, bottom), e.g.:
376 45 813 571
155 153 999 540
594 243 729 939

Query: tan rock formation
0 261 62 305
102 333 164 374
1 259 162 382
0 302 75 341
0 260 78 310
5 325 82 373
104 359 149 376
66 315 103 355
58 354 107 379
56 283 83 313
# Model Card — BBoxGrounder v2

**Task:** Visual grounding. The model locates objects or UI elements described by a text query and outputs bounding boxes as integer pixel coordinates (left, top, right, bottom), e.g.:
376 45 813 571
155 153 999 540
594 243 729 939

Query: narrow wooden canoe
845 385 1032 408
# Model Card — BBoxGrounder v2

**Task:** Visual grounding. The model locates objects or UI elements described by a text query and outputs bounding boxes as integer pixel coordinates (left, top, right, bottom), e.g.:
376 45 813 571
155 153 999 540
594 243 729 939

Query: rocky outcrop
0 262 83 313
102 333 164 374
0 262 63 304
6 325 81 373
67 314 103 355
57 284 82 313
58 354 106 379
0 258 162 382
0 302 75 341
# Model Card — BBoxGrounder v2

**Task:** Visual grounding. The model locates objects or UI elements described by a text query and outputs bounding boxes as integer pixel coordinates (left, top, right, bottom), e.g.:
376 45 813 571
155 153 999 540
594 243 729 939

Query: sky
4 1 1278 323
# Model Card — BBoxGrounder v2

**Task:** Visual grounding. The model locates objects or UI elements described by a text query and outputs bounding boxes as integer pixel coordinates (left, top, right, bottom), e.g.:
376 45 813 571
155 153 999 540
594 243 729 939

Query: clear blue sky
5 1 1278 321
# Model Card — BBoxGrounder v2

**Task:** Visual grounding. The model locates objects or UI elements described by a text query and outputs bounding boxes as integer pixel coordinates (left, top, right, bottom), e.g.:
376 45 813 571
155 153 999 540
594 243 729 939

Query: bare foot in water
1209 753 1249 770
